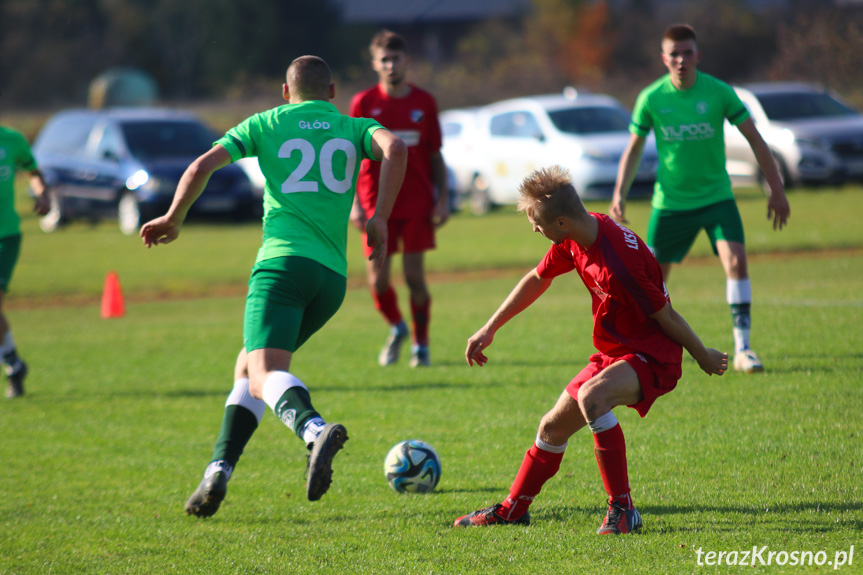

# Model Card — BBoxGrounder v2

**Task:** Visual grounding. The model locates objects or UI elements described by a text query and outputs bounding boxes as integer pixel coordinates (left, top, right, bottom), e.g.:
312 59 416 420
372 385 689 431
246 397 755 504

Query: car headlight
578 147 620 164
127 170 172 196
125 169 150 190
786 130 829 151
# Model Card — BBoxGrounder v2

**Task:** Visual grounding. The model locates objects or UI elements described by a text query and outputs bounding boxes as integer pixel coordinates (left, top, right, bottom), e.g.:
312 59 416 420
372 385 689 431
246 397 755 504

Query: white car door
485 110 546 204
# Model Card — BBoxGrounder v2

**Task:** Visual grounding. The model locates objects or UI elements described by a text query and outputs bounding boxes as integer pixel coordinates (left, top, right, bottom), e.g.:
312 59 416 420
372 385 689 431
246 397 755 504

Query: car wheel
469 174 492 216
759 153 789 196
118 191 143 235
39 193 65 233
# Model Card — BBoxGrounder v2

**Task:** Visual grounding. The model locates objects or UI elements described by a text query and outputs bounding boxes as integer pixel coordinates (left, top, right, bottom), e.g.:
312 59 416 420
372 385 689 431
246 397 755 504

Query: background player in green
0 118 51 398
140 55 407 517
610 24 790 374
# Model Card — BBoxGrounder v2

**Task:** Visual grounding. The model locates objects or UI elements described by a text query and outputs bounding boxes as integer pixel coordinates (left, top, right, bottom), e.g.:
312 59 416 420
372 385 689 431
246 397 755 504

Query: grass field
1 185 861 574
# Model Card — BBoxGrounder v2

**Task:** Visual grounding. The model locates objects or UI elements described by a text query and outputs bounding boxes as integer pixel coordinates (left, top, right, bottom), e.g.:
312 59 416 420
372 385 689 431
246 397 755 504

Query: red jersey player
455 165 727 534
349 30 450 368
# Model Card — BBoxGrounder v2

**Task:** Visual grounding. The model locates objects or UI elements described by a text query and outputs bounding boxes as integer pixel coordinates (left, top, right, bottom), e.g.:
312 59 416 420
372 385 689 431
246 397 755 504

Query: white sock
225 378 267 423
727 279 752 352
301 417 327 444
535 435 567 454
204 460 233 481
588 411 619 434
261 371 308 413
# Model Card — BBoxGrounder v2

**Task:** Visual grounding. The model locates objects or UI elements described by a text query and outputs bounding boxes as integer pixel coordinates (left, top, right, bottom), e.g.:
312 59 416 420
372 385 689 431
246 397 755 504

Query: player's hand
697 348 728 376
350 203 367 232
767 188 790 231
433 199 450 229
465 328 494 367
609 197 628 224
32 193 51 216
365 215 389 269
140 215 181 248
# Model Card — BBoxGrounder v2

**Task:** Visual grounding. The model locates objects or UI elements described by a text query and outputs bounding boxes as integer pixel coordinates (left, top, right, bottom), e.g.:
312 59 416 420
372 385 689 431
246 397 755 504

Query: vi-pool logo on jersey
660 122 715 142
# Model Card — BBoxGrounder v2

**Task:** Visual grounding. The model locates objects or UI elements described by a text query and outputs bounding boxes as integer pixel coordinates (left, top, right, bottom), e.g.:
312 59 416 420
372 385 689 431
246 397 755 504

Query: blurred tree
767 7 863 103
560 0 616 88
0 0 108 106
674 0 777 83
0 0 347 107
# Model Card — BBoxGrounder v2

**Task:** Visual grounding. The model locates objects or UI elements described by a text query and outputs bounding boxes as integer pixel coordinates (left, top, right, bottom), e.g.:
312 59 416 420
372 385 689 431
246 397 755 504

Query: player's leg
367 256 408 366
245 257 349 501
0 235 26 399
577 359 646 535
402 216 436 367
365 222 409 365
576 359 642 515
709 201 762 373
454 390 580 528
455 362 600 528
493 390 588 522
402 251 431 367
185 348 266 518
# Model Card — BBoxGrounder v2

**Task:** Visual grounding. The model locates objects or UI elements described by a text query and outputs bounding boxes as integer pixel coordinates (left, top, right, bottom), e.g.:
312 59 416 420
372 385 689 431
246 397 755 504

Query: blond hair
517 165 586 222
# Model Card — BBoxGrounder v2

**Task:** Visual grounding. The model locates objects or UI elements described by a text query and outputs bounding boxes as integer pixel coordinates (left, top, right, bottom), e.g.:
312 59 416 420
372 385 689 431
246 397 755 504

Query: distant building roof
331 0 530 24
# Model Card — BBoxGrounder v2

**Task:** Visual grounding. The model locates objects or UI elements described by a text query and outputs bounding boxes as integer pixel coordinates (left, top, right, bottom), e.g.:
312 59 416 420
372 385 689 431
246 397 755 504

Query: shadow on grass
534 501 863 533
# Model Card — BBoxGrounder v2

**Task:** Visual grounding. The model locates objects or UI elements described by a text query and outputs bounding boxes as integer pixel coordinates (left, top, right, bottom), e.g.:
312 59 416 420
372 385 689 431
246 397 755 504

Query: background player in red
455 166 727 534
349 30 450 367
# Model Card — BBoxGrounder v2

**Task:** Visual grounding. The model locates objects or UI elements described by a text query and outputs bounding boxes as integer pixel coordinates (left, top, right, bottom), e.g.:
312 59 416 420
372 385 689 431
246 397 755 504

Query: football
383 439 442 493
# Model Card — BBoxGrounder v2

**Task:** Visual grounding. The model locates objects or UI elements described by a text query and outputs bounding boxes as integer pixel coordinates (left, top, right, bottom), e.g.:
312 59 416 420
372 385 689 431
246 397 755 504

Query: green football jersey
0 126 38 239
217 100 383 276
631 72 749 211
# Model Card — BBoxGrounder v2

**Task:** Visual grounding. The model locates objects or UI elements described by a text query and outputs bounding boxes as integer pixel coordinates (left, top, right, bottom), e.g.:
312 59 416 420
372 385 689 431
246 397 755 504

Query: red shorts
362 217 436 258
565 352 682 417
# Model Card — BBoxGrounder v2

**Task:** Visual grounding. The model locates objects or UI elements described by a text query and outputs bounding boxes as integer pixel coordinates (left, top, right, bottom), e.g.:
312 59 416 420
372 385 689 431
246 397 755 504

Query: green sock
273 386 320 441
211 405 260 468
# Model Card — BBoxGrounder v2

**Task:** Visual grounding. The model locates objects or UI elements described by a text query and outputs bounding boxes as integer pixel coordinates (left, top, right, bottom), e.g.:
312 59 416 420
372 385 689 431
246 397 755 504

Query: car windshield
121 120 216 159
756 92 858 121
547 105 631 135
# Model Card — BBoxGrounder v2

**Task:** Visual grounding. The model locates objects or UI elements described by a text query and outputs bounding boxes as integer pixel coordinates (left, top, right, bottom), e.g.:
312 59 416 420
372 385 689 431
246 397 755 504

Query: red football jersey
349 84 442 220
536 214 683 364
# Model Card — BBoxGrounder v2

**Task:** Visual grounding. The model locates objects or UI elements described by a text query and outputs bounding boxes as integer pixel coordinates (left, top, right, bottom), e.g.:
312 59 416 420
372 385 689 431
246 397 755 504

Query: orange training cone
101 271 125 319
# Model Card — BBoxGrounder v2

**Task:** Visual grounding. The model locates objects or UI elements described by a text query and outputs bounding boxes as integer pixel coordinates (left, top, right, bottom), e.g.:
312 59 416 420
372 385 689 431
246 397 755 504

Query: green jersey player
141 55 407 517
611 24 790 374
0 123 50 399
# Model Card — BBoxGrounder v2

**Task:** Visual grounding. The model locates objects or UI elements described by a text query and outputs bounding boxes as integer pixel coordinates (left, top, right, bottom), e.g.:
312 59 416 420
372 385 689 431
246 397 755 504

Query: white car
439 107 482 200
441 90 657 214
725 82 863 191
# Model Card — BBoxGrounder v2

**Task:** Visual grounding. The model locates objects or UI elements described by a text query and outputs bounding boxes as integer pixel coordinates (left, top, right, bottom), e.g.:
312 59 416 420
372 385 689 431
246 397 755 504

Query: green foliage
1 186 862 574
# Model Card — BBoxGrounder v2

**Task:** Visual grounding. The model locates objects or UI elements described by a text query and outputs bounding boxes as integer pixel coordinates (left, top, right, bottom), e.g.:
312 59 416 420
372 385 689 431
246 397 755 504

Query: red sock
498 444 564 520
410 297 430 346
593 423 633 509
372 287 402 326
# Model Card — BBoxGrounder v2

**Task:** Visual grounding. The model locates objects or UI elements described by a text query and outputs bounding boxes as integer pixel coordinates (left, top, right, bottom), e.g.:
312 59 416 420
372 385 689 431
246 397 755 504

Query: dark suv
32 108 256 234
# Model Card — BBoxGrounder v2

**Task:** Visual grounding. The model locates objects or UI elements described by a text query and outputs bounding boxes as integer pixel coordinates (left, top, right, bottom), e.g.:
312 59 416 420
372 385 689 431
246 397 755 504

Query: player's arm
610 133 646 224
736 118 790 230
28 168 51 215
140 144 232 247
651 302 728 376
430 150 450 228
349 194 367 232
366 129 408 267
466 268 553 367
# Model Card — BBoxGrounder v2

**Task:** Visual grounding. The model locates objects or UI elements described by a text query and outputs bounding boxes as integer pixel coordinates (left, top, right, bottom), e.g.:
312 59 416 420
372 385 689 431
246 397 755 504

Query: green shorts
243 256 347 353
0 234 22 293
647 200 745 264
